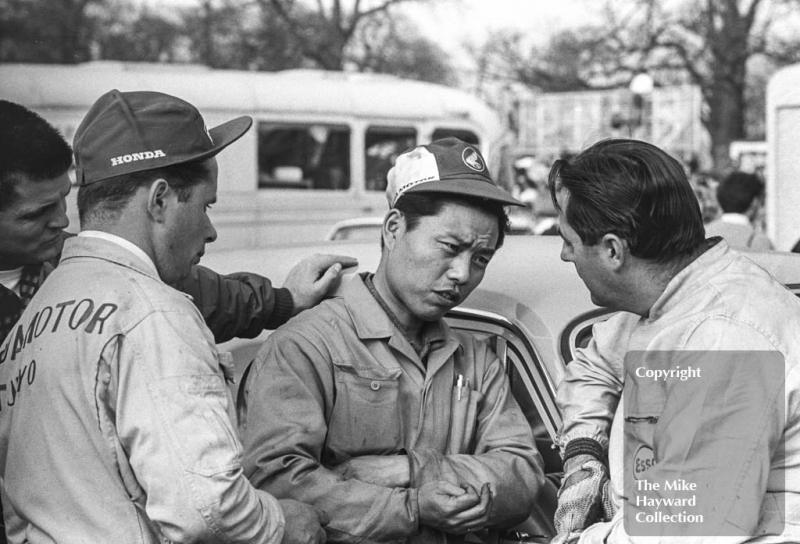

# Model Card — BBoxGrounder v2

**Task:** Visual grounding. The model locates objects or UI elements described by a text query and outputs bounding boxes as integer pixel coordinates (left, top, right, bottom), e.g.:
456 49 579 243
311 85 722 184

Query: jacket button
370 380 380 391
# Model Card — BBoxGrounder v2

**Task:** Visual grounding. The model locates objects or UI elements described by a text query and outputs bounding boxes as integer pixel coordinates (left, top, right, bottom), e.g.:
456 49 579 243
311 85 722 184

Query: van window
431 128 479 145
365 126 417 192
258 123 351 190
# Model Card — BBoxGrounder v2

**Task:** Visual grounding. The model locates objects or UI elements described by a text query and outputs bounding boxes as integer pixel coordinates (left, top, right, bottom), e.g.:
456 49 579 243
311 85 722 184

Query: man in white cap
238 137 545 544
0 90 328 544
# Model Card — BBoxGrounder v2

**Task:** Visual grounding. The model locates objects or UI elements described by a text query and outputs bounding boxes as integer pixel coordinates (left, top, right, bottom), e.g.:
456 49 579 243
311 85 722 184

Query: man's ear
382 209 404 250
147 179 171 223
599 233 628 271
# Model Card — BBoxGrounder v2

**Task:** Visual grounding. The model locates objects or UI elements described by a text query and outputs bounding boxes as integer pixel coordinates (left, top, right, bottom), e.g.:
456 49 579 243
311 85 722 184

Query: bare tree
94 2 182 62
575 0 800 169
0 0 106 63
474 0 800 169
642 0 800 169
256 0 427 70
352 11 455 84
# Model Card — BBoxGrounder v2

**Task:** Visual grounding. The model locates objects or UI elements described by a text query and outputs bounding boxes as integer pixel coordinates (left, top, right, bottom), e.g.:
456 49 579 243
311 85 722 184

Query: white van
0 62 509 249
767 64 800 251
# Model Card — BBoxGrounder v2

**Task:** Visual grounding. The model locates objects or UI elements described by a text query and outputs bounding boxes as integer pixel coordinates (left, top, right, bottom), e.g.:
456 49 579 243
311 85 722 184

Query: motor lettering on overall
0 298 118 408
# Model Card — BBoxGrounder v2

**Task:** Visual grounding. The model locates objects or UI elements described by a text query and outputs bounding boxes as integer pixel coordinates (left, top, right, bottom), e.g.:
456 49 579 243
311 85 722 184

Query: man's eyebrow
18 204 49 218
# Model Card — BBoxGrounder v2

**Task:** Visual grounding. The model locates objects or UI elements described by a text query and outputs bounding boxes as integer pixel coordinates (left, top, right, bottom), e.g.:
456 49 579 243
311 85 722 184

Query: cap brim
404 179 524 207
208 116 253 156
144 115 253 171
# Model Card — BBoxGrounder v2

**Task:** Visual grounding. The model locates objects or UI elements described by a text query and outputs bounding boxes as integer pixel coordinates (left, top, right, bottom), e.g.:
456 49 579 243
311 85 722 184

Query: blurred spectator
705 171 773 250
514 156 561 235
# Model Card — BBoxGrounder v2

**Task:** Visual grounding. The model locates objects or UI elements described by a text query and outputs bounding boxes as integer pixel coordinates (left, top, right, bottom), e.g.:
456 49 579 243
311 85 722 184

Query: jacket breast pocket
326 363 403 460
623 377 666 482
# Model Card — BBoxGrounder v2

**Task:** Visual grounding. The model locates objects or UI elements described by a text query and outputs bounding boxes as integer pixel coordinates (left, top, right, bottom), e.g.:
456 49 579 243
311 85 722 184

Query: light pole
629 72 654 138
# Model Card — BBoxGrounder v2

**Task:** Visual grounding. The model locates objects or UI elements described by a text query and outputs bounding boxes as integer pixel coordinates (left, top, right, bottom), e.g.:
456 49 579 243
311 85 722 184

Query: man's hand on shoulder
418 481 493 535
279 499 330 544
330 455 410 487
283 254 358 316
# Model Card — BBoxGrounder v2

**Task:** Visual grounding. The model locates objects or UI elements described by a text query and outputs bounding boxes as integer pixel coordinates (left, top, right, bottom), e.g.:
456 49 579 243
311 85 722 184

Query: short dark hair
548 139 705 263
716 171 764 214
387 192 510 249
77 158 212 226
0 100 73 211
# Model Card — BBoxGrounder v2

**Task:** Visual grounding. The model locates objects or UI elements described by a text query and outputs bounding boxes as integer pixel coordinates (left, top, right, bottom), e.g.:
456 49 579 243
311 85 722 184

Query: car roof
325 217 385 240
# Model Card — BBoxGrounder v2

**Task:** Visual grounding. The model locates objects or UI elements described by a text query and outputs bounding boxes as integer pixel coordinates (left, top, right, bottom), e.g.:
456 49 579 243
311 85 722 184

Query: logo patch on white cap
386 147 440 207
462 147 484 172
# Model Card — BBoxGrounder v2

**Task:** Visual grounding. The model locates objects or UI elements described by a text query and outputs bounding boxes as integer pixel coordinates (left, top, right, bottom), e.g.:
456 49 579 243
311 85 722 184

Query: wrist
563 437 605 464
267 287 294 327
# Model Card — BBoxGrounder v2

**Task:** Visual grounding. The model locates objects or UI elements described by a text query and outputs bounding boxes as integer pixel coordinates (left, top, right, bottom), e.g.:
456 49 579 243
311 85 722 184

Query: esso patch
633 445 655 480
462 148 484 172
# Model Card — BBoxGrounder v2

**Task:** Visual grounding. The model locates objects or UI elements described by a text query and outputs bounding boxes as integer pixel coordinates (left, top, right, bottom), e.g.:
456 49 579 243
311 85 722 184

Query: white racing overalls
558 240 800 543
0 236 285 544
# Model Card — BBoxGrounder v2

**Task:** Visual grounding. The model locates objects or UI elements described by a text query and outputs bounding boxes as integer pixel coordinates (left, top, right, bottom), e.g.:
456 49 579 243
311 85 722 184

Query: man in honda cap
0 98 356 349
0 90 328 544
238 138 545 543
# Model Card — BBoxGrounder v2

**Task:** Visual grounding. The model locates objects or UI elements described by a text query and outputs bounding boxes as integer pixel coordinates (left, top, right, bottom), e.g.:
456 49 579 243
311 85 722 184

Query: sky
404 0 597 48
140 0 600 55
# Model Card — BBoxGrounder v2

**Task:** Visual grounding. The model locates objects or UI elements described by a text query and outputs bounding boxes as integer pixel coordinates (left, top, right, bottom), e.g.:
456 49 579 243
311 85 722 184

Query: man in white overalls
549 139 800 544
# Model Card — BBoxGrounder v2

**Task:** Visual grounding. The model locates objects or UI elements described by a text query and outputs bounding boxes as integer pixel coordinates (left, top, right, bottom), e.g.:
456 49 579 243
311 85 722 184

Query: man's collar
78 231 158 277
647 238 731 321
61 235 162 282
343 273 448 344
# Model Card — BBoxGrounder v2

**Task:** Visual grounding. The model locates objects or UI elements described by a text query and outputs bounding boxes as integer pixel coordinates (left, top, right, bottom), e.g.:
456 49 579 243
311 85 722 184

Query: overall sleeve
240 328 419 544
114 309 285 543
176 265 294 343
578 317 785 544
406 341 544 528
556 313 632 451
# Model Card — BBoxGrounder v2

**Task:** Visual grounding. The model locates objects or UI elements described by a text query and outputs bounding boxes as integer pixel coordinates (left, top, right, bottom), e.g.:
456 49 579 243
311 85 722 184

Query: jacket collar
342 273 457 371
647 238 733 321
343 273 449 343
59 235 163 283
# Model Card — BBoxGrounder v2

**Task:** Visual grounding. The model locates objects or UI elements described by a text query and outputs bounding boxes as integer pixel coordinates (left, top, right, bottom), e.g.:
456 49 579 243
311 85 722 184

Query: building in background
515 84 709 168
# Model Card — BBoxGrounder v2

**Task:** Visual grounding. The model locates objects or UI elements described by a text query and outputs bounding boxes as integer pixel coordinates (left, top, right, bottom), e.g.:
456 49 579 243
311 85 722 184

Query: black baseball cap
74 89 252 186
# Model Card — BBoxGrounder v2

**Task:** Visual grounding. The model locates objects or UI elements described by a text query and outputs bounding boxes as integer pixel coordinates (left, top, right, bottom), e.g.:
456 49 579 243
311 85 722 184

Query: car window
258 123 351 190
559 310 615 364
330 224 382 241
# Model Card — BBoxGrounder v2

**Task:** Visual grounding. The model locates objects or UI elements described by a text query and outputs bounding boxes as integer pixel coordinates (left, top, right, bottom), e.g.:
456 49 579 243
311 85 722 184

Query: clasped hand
418 481 493 535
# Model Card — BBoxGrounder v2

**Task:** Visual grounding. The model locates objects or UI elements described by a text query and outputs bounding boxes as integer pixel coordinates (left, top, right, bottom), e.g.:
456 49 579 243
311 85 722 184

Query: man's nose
206 217 218 244
447 254 471 284
560 243 571 263
49 197 70 231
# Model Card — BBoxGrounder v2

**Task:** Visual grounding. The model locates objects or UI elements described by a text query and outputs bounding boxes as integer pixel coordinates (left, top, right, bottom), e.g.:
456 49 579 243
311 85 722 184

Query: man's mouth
434 289 460 305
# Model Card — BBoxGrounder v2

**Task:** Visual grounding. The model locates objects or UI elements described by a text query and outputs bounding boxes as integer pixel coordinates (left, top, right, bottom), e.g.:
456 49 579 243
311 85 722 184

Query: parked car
203 236 800 543
325 217 384 241
327 214 536 241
